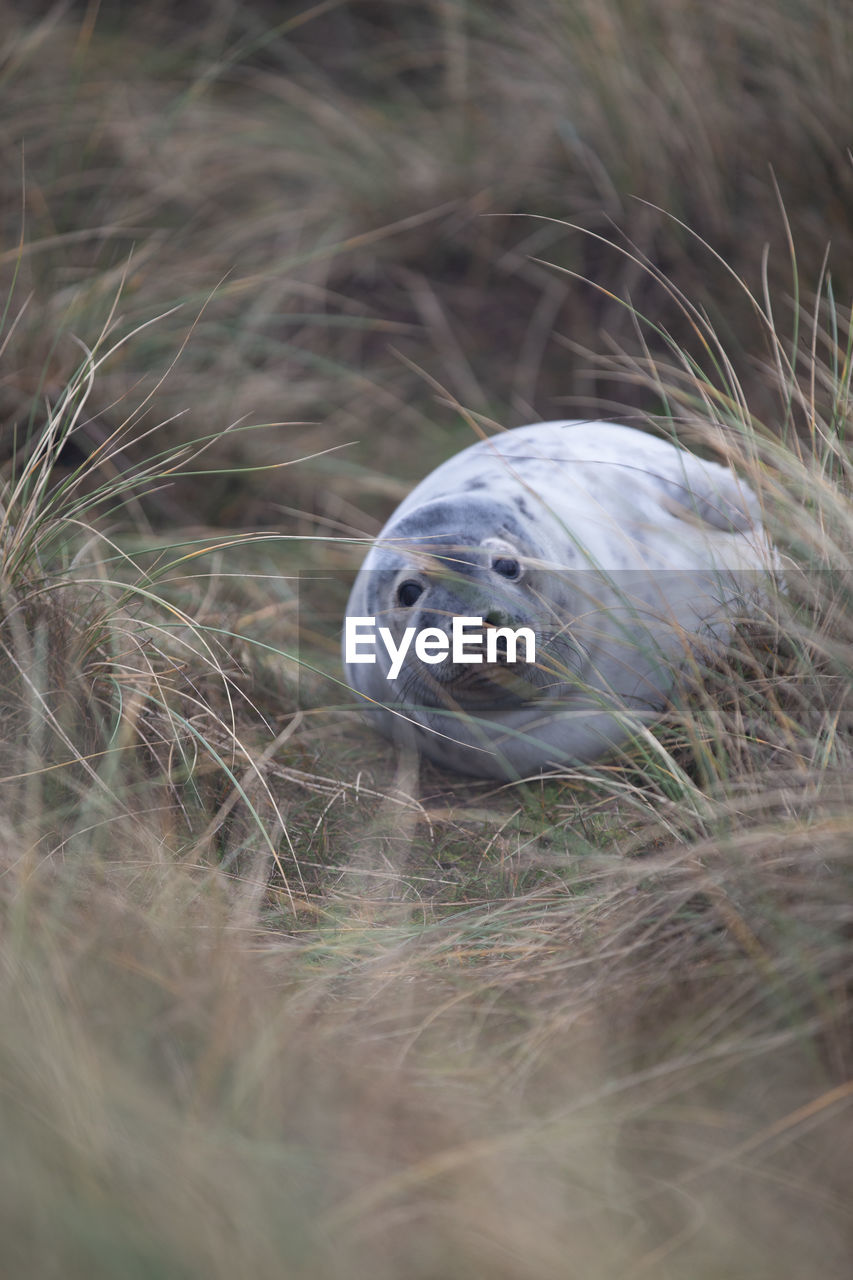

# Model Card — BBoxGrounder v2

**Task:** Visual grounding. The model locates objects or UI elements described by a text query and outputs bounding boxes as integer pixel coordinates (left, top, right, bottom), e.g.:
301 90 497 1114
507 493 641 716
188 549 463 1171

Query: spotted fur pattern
343 421 776 780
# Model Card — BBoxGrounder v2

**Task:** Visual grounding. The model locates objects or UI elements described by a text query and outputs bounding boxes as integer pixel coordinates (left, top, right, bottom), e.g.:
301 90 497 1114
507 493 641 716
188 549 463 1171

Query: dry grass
4 0 853 515
1 2 852 1276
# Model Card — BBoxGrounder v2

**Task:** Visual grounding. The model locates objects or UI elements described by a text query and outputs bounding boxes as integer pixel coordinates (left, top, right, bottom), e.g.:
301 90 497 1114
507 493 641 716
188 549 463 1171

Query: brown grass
1 2 852 1276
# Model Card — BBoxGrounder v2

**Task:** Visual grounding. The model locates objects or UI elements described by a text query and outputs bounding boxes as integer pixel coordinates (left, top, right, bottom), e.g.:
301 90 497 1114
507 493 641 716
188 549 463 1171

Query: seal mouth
437 661 542 710
401 631 577 713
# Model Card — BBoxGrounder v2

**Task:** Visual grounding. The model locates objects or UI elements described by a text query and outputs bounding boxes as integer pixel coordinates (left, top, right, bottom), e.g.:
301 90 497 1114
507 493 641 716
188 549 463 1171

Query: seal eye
396 579 423 608
491 556 521 580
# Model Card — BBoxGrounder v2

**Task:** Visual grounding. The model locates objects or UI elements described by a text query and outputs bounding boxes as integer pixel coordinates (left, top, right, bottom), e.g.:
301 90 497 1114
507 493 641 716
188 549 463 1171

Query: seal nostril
485 611 511 662
396 579 424 608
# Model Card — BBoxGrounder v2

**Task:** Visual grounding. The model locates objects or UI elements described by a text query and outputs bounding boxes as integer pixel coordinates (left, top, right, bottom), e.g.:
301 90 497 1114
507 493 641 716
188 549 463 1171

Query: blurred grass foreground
1 2 852 1277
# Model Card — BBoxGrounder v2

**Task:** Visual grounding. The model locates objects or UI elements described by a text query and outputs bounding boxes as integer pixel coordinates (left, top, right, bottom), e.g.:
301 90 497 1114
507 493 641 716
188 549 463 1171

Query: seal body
342 421 775 780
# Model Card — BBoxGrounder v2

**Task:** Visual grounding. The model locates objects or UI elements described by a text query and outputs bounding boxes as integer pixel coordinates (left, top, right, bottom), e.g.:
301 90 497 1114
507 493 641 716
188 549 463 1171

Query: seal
342 420 776 780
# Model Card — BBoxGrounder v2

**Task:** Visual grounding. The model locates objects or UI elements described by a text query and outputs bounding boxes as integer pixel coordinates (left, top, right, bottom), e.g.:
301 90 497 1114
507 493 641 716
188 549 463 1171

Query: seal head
348 495 580 720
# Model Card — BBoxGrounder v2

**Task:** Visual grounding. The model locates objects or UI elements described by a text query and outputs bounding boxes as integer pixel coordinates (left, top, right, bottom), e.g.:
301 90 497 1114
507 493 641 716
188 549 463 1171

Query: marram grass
1 1 852 1273
1 251 851 1277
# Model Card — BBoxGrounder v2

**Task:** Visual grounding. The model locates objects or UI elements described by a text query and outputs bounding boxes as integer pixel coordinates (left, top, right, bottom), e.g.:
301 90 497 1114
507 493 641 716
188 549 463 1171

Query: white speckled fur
343 421 776 780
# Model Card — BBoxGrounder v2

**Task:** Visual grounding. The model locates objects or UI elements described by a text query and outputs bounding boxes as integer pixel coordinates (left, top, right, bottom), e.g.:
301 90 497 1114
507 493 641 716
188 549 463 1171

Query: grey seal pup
342 420 776 780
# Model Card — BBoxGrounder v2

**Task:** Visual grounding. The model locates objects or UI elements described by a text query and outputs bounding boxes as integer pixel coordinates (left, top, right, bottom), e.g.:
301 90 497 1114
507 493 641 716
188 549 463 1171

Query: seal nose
485 610 511 661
